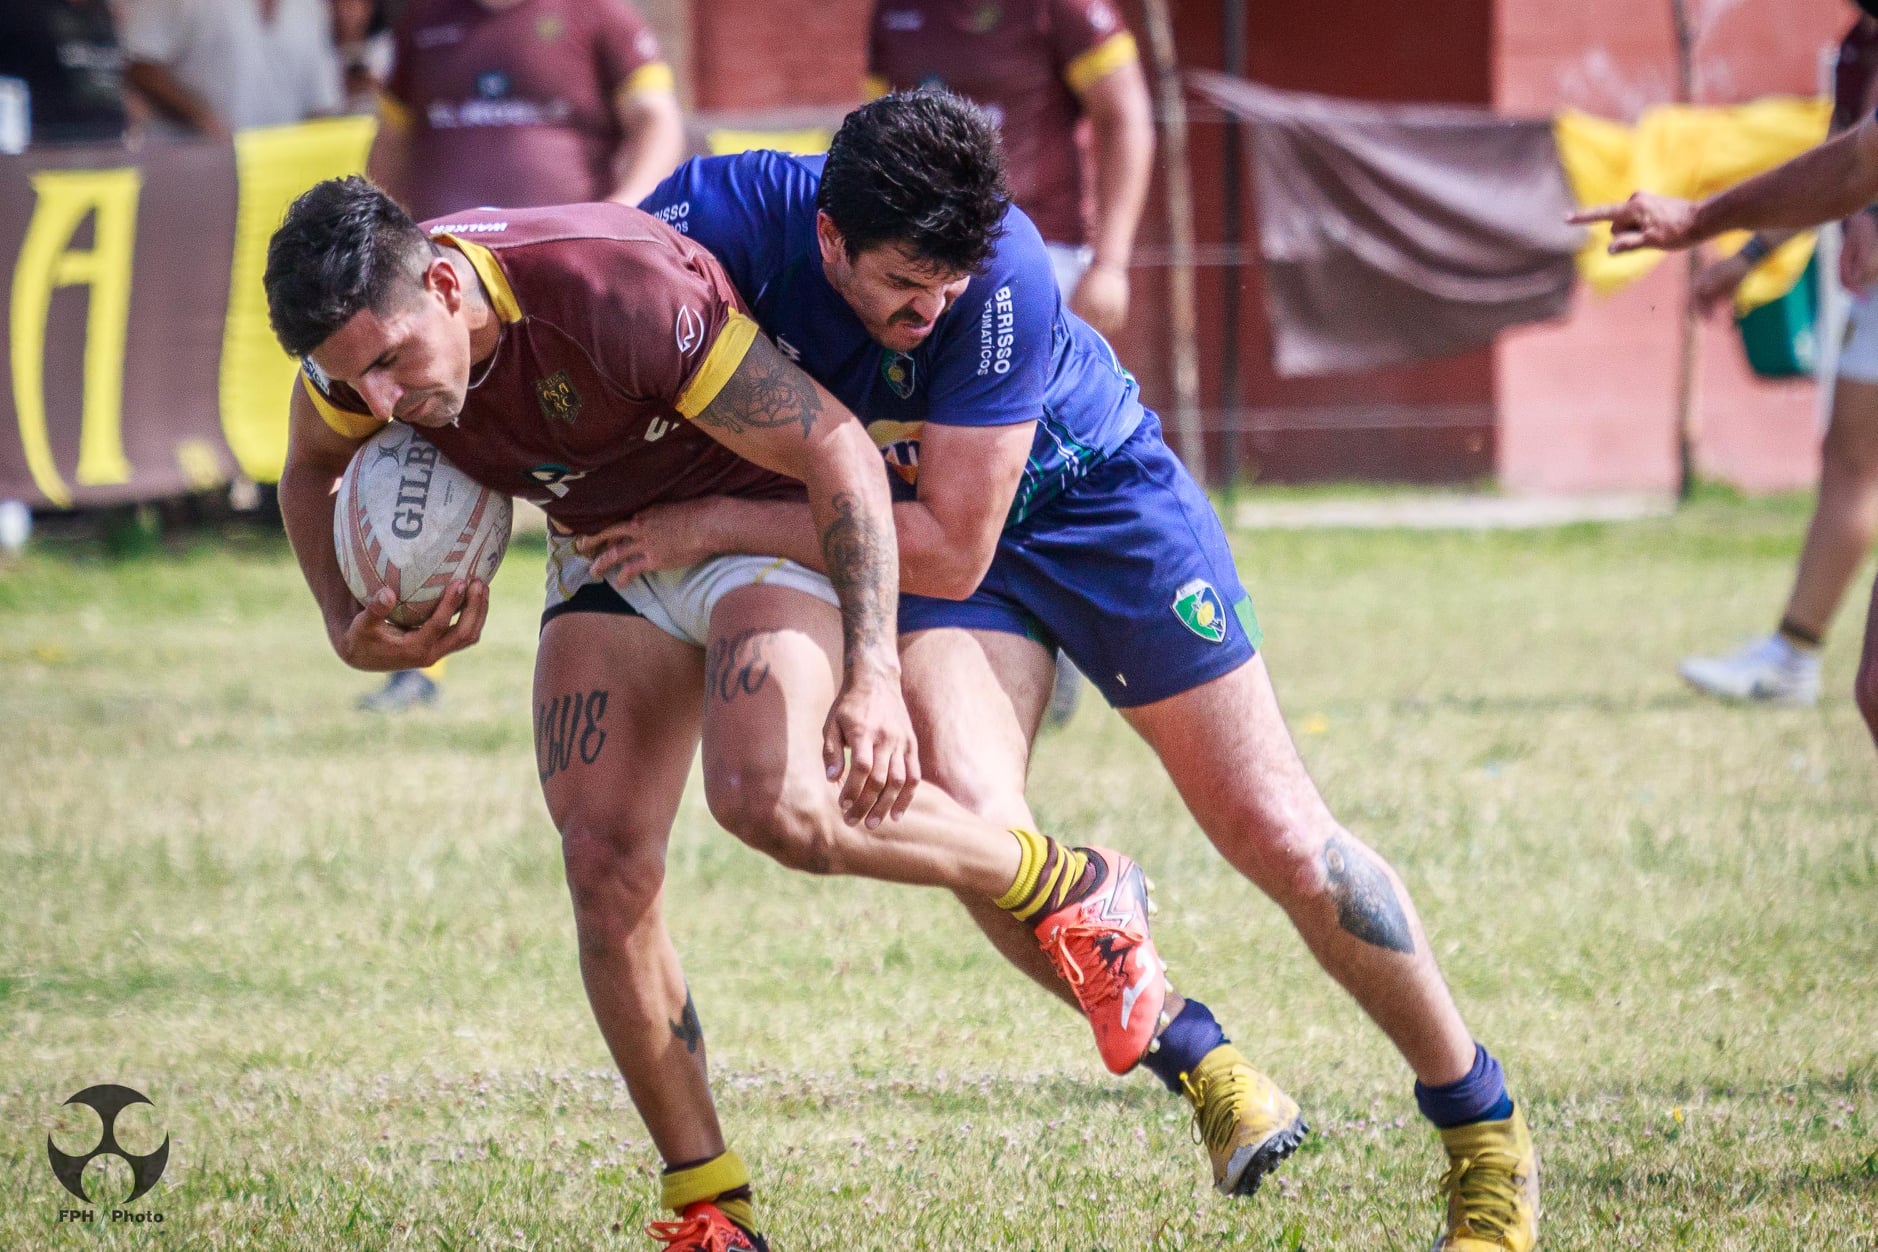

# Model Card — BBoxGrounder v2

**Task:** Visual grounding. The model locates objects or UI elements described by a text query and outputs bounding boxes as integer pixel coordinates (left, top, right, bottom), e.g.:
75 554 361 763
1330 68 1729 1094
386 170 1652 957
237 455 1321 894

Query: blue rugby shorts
899 413 1259 708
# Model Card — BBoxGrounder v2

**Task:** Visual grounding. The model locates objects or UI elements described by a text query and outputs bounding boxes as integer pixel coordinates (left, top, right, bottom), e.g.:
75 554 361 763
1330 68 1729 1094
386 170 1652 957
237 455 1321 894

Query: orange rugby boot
1032 846 1169 1074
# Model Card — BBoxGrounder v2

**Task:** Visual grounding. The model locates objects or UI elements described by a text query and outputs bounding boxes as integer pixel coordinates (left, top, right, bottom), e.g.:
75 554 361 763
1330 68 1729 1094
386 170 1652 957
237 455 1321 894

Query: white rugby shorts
544 530 838 647
1841 289 1878 384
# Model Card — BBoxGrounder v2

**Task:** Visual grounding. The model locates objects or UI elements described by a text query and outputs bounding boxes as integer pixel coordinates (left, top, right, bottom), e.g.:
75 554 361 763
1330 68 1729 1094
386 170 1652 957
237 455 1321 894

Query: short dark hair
263 175 436 357
817 89 1011 274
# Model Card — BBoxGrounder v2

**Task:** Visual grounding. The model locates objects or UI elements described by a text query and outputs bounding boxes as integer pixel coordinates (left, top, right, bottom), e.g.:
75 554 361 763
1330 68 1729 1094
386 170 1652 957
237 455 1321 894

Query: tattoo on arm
670 988 704 1054
705 629 772 703
535 688 610 782
1323 833 1415 955
694 334 823 439
820 490 894 668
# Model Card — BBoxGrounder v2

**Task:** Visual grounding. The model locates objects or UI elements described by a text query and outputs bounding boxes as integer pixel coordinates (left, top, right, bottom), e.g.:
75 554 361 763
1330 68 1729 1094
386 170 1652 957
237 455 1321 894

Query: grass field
2 492 1874 1251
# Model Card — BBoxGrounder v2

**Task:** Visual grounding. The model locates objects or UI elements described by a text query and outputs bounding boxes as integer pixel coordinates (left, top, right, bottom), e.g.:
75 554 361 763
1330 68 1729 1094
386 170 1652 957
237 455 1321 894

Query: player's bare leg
1682 379 1878 707
534 613 738 1192
897 627 1071 1001
700 585 1169 1075
1125 654 1536 1248
898 626 1305 1196
1857 570 1878 742
1785 379 1878 637
1124 653 1473 1080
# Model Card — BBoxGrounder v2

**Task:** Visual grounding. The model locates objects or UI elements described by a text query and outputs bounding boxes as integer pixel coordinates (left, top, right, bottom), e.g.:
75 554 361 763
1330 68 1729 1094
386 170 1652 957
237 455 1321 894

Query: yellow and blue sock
1414 1042 1515 1128
660 1150 755 1232
1141 998 1230 1093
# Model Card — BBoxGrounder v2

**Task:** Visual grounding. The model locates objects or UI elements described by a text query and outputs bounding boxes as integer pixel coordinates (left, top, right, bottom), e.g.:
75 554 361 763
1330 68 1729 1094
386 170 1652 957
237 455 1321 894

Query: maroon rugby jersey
300 202 801 534
865 0 1139 245
380 0 671 220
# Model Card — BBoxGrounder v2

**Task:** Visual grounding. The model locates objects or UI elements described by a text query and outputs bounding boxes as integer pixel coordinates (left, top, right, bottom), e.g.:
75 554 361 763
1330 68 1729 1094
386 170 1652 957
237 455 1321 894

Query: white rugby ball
333 425 512 628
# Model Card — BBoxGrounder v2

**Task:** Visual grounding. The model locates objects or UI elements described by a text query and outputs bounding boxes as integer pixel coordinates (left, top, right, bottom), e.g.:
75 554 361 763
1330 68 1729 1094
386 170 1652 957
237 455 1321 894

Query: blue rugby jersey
642 150 1144 524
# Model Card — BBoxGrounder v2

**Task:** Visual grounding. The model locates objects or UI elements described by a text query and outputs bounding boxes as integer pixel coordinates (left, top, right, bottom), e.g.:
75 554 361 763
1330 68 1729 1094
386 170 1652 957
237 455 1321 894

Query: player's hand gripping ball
333 425 512 628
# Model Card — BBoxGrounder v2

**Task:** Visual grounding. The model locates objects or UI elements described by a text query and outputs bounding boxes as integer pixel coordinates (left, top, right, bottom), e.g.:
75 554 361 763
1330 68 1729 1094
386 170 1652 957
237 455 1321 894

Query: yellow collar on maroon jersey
437 235 524 325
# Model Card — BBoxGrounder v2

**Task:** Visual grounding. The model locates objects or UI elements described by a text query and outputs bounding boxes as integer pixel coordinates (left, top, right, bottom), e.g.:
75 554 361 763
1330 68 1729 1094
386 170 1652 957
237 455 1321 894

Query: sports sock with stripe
1414 1042 1515 1129
661 1150 756 1232
994 828 1096 923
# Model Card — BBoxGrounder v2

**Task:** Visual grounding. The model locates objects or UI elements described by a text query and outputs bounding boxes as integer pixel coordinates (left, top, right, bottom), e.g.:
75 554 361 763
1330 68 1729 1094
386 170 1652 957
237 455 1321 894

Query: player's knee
706 765 840 875
559 822 666 939
1208 798 1339 903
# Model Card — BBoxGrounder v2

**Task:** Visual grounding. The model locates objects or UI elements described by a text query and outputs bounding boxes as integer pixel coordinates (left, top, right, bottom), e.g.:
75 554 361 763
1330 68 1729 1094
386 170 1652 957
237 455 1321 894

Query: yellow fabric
861 74 891 102
617 62 676 101
1064 32 1139 97
300 374 383 440
675 309 760 418
660 1150 750 1212
376 92 415 132
437 235 524 323
993 827 1047 913
706 127 832 156
223 116 378 479
420 659 447 680
1554 96 1832 309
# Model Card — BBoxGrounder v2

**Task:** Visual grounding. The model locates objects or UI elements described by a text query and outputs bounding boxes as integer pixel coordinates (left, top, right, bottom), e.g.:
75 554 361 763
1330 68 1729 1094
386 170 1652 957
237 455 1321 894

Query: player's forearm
680 496 984 599
124 61 226 136
609 94 686 207
279 453 359 647
805 422 902 680
1086 103 1153 270
1694 125 1878 240
365 125 412 208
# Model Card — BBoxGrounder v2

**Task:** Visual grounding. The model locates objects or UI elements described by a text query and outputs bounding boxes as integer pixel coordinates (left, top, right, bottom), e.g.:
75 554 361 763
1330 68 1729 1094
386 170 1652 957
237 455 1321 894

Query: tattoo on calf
695 336 822 439
1323 833 1415 955
535 689 610 782
670 988 704 1054
820 491 893 666
706 629 772 703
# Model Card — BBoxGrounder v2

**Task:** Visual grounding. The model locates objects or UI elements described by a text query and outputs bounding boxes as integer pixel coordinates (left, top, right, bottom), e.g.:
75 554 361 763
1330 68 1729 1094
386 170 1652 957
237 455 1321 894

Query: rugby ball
333 425 512 628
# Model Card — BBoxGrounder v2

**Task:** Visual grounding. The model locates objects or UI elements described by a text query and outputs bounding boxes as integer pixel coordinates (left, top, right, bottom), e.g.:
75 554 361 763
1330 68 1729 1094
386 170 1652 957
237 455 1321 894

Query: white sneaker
1679 635 1821 707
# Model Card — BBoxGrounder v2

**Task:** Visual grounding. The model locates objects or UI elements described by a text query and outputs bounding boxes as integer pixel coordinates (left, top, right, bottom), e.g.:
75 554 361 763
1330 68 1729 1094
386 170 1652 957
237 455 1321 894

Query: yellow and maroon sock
660 1150 755 1232
994 828 1097 923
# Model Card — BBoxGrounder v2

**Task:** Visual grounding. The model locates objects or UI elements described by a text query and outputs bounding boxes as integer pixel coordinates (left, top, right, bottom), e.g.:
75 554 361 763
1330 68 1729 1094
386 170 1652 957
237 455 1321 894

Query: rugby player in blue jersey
586 92 1538 1248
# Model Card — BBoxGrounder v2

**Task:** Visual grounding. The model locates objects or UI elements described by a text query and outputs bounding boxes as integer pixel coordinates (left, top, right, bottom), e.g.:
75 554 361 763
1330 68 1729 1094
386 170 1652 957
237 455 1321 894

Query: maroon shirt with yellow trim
381 0 671 220
300 202 801 534
865 0 1138 245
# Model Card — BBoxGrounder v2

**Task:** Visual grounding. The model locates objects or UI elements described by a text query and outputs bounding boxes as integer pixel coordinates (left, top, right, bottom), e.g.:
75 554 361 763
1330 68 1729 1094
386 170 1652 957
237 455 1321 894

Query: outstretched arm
684 331 919 827
580 419 1034 601
1570 117 1878 253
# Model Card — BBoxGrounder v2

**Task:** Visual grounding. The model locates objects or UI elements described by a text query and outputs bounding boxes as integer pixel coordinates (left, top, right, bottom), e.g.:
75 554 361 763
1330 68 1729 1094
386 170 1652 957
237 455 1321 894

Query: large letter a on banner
9 169 142 506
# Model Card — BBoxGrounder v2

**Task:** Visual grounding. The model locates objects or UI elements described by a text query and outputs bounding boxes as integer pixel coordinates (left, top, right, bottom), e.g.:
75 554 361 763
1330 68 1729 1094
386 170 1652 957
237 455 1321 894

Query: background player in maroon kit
263 177 1174 1251
865 0 1152 339
361 0 687 710
368 0 684 222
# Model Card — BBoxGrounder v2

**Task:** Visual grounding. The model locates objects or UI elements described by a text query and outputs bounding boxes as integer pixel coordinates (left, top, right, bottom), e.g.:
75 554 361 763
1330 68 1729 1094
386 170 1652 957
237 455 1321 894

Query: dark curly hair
817 89 1011 274
263 175 437 358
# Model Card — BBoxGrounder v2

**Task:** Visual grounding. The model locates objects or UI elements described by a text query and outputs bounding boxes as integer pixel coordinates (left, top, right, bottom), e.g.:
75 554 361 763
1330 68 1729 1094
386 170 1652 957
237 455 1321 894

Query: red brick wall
683 0 1848 491
691 0 870 109
1495 0 1846 494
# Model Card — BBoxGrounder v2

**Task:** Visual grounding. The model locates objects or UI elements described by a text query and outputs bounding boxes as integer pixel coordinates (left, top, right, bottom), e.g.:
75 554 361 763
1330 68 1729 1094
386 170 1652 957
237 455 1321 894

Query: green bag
1736 254 1818 379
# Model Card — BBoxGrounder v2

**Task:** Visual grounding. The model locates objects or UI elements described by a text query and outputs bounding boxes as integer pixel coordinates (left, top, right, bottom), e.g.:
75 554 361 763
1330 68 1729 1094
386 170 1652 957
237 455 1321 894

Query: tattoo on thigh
535 689 610 782
1323 833 1415 955
706 629 772 703
671 988 704 1054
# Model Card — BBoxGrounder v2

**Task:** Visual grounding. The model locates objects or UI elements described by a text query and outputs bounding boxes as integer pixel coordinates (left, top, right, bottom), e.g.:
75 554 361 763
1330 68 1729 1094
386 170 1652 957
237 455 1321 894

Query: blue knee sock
1140 999 1229 1093
1414 1042 1515 1129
